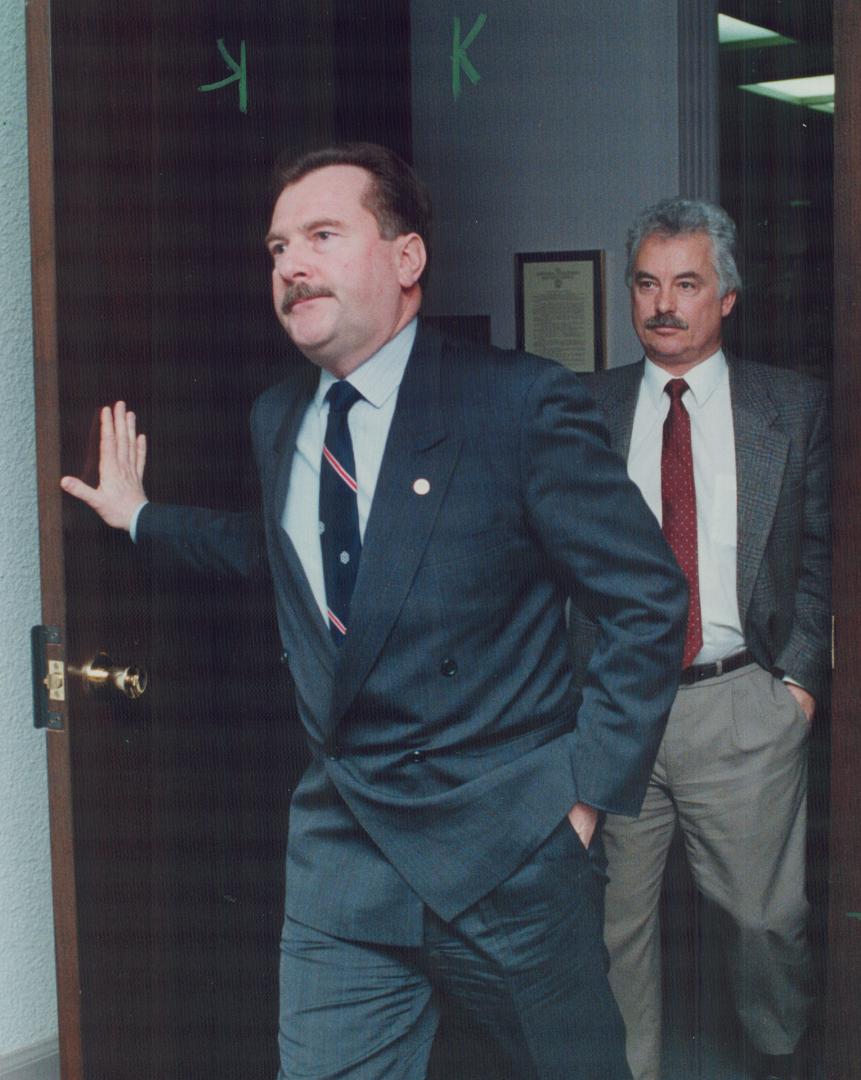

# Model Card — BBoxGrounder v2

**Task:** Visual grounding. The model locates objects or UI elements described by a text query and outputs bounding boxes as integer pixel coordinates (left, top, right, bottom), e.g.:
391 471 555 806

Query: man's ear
721 289 738 318
396 233 427 288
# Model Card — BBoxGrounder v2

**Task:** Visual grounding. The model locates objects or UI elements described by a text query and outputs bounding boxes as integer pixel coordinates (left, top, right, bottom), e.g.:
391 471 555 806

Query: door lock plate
32 625 65 730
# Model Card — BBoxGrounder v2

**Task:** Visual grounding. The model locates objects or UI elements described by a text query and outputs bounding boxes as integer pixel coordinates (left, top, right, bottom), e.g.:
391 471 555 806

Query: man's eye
270 243 285 257
315 231 333 241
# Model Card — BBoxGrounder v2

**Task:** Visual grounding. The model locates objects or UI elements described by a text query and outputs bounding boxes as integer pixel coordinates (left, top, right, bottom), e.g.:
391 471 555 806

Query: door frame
826 2 861 1074
26 0 84 1075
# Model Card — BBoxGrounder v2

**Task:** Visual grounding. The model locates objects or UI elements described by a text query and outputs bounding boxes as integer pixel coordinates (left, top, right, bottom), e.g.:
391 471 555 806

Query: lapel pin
412 478 431 496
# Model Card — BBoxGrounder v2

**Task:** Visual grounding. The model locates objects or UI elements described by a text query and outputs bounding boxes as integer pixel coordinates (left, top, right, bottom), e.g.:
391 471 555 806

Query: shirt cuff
129 500 149 542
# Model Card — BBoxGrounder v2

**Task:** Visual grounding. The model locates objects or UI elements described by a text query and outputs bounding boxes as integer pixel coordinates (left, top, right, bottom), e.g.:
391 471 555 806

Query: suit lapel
328 325 461 729
267 364 318 527
600 361 643 457
264 365 337 674
274 528 337 673
730 360 789 624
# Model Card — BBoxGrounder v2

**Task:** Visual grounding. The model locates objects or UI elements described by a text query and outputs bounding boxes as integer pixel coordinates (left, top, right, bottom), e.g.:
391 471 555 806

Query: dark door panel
27 3 410 1076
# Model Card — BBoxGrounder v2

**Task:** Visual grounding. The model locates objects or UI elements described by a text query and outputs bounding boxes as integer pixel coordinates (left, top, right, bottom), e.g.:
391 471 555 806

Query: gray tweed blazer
572 356 831 704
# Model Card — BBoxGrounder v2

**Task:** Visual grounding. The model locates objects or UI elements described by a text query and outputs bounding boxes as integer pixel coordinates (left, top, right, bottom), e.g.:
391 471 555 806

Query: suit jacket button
326 743 341 760
440 658 458 677
280 651 290 666
410 749 426 763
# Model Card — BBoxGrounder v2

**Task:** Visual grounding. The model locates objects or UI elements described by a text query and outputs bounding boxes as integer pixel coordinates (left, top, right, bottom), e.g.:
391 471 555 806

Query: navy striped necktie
319 381 364 644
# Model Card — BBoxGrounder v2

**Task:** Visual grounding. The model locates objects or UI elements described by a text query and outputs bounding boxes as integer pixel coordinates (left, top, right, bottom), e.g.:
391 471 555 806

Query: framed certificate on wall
515 250 605 372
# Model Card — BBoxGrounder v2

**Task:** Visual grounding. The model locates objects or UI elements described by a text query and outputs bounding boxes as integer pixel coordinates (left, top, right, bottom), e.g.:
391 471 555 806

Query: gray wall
411 1 681 367
0 0 58 1069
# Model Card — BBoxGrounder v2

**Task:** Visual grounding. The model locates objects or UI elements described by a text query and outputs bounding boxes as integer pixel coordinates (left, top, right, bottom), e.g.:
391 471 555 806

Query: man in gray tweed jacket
570 198 831 1080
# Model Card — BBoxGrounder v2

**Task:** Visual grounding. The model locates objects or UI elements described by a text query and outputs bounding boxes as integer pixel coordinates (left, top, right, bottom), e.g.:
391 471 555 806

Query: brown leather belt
679 649 756 686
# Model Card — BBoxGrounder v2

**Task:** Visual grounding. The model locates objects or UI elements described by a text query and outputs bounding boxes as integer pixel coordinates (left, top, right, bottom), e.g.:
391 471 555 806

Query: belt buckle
713 657 723 678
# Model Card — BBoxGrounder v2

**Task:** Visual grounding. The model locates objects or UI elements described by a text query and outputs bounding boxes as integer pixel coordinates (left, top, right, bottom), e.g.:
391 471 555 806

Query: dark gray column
678 0 720 200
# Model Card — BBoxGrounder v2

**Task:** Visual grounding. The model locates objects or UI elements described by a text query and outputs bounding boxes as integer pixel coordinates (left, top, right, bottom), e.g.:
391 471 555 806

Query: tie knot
326 381 364 414
664 378 690 403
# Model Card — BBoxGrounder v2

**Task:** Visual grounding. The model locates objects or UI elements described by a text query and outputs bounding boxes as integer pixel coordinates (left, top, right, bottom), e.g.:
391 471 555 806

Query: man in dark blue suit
62 143 686 1079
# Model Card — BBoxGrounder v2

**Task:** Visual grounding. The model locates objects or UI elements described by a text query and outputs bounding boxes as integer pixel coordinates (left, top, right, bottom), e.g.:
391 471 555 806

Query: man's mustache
281 284 334 313
644 313 689 330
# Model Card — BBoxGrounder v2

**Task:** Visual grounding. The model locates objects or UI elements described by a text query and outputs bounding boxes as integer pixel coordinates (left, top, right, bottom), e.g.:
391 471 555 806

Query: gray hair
625 197 742 297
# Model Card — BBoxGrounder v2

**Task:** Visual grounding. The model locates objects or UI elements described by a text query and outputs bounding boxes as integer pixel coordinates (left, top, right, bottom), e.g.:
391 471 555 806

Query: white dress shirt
282 319 416 625
627 350 746 664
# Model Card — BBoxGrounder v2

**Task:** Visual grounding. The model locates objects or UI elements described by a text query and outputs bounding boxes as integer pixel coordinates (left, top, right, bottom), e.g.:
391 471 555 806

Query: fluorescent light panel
739 74 835 113
718 13 794 47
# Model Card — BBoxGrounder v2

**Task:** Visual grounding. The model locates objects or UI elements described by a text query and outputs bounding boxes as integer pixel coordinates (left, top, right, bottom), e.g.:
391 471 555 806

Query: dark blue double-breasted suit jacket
138 322 687 944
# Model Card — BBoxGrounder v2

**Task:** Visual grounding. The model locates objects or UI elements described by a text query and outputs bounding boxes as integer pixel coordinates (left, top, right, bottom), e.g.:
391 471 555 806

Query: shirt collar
314 319 417 412
642 348 727 411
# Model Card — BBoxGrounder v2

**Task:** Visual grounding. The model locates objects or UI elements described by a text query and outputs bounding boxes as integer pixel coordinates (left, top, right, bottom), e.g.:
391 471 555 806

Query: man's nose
274 246 309 281
654 287 674 313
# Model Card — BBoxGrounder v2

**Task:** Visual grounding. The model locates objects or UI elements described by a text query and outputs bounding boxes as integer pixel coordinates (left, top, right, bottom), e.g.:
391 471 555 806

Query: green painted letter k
452 14 487 101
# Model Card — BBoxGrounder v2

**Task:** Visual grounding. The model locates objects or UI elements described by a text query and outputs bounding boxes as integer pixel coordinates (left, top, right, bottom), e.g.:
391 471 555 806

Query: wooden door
26 2 411 1077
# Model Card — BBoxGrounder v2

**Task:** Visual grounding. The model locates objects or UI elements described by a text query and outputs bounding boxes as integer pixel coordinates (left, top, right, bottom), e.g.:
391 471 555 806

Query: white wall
0 0 58 1067
411 0 681 367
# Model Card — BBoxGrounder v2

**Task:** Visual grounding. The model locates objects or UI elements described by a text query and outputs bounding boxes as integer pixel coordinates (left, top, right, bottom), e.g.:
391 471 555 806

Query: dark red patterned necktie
662 379 703 668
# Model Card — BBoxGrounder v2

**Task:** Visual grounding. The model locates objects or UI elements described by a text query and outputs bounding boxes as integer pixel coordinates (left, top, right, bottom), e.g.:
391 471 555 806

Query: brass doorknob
73 652 148 700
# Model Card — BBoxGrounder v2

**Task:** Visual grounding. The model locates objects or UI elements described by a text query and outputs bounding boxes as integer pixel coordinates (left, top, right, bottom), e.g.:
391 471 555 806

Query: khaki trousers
603 663 812 1080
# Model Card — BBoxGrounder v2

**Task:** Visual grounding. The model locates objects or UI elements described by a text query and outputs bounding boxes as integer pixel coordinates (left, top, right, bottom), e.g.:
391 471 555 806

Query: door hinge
32 625 66 730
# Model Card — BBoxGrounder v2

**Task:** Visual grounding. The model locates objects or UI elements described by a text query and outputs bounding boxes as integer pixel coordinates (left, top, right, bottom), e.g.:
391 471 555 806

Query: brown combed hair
272 142 432 285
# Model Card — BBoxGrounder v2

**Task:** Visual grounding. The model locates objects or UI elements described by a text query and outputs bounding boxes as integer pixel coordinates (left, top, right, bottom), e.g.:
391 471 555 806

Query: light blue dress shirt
282 319 416 625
